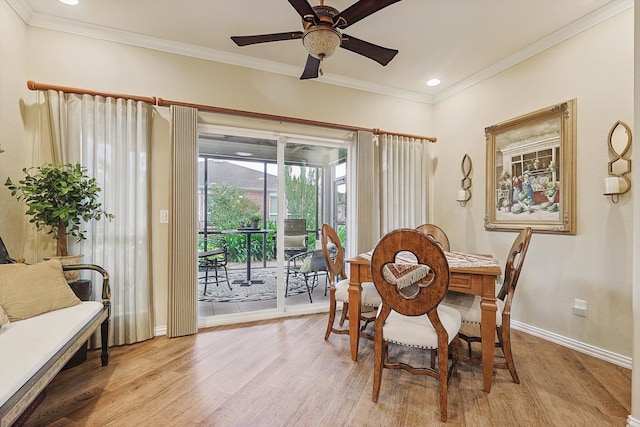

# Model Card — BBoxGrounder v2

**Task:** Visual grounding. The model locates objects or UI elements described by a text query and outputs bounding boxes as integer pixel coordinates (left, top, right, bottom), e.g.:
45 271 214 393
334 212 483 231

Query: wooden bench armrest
62 264 111 301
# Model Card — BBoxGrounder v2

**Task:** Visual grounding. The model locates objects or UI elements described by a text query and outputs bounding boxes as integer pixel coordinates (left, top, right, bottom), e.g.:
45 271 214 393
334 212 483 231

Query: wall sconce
456 153 472 206
604 121 632 203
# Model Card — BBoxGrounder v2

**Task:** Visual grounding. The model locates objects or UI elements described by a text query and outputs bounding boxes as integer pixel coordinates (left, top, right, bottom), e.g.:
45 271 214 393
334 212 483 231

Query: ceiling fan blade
231 31 303 47
340 34 398 66
334 0 402 29
288 0 319 23
300 55 321 80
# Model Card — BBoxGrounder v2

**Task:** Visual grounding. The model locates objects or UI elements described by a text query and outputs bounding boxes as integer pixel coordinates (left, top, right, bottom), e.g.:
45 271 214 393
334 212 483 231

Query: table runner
360 250 499 290
361 250 430 289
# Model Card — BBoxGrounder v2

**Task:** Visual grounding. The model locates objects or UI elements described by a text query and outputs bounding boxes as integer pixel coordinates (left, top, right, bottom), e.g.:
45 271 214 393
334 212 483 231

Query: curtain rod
27 80 157 105
158 98 436 142
26 81 436 142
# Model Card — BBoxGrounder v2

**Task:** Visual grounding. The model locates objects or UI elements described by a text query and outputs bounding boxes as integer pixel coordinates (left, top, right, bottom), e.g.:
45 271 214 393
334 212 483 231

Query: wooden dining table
346 251 502 393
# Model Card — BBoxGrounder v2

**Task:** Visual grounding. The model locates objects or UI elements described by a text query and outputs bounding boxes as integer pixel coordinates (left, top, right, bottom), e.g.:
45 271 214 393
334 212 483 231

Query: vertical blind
167 105 198 338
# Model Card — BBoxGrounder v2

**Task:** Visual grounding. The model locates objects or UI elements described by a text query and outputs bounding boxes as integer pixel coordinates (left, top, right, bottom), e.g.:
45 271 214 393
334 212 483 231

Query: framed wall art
485 99 576 234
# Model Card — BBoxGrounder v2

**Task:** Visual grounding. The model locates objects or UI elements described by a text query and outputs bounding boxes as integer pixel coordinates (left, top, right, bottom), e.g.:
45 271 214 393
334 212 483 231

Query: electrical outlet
160 210 169 224
573 299 587 317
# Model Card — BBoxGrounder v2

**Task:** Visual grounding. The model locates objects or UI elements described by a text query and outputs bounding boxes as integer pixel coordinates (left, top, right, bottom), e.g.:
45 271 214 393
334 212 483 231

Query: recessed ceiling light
59 0 79 5
235 151 253 157
426 78 441 87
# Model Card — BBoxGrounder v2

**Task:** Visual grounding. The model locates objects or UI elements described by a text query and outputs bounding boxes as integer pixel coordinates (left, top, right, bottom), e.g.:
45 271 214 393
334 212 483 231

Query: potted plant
249 215 261 229
5 162 114 260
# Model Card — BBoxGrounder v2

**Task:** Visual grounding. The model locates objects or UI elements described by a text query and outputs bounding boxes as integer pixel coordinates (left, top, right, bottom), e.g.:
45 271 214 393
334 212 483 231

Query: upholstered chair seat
442 292 505 327
381 305 461 348
333 278 382 308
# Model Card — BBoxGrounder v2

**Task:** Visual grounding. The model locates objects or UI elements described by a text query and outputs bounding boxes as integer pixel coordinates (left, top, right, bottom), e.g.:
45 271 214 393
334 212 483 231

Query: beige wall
0 0 29 256
0 2 634 360
433 9 634 358
2 1 636 420
632 1 639 422
0 2 433 331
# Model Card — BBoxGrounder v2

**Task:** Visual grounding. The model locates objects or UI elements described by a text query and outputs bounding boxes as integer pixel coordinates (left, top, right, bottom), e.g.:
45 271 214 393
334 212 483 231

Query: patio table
222 229 275 286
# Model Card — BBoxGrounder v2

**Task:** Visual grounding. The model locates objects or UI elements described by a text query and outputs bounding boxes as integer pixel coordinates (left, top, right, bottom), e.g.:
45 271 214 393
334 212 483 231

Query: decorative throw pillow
284 235 306 248
0 259 81 321
299 256 313 274
0 305 9 329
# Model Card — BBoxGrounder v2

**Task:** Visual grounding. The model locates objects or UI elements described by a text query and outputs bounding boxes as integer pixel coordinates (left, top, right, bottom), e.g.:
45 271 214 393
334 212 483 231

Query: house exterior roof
198 160 278 192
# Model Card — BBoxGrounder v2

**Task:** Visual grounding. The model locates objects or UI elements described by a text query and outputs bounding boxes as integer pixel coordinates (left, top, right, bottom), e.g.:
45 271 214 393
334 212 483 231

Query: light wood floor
24 314 631 426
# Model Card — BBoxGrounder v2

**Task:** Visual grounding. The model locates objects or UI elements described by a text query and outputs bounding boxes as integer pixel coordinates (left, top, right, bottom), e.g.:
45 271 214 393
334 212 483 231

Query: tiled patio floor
198 265 330 317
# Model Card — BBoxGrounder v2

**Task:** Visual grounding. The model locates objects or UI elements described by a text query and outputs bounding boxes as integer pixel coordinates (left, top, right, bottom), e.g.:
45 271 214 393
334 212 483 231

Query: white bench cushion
0 301 103 407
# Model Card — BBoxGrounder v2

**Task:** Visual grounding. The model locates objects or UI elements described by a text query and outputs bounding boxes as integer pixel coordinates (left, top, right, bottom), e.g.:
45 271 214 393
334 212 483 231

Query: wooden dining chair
320 223 381 341
370 228 461 422
415 223 450 251
442 226 532 383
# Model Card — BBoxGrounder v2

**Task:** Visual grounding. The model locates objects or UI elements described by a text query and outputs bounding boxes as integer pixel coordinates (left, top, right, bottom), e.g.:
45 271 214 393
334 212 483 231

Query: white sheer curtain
376 133 430 235
45 91 153 346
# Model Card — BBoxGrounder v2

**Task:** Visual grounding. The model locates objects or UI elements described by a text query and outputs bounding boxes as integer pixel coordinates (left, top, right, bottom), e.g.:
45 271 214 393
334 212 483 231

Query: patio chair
283 218 308 260
199 236 231 294
285 248 328 303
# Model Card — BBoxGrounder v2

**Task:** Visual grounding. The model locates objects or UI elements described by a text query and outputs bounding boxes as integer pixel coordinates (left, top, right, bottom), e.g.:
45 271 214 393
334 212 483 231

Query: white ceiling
7 0 632 104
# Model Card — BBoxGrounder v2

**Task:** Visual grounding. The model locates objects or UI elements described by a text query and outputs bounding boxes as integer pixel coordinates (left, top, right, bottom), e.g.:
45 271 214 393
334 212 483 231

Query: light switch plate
160 210 169 224
573 299 587 317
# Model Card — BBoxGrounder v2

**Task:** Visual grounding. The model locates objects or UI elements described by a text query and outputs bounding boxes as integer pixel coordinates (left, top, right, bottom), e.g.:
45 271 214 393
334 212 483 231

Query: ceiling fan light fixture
302 26 341 60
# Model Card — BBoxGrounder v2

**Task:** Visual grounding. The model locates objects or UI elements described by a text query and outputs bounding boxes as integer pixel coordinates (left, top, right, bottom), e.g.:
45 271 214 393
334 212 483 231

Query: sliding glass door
197 124 349 320
283 137 346 308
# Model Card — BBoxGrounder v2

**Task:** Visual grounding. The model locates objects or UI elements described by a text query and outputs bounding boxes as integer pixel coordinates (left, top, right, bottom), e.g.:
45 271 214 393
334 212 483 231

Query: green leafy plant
284 165 318 230
5 163 114 256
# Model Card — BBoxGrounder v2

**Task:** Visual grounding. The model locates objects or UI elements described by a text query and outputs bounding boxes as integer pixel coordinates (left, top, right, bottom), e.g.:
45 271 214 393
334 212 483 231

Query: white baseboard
511 320 632 369
627 415 640 427
153 315 632 370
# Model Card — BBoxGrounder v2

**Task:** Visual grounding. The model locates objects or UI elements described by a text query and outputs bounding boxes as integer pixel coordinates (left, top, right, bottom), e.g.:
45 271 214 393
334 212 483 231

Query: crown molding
5 0 32 21
433 0 633 103
6 0 432 103
7 0 632 105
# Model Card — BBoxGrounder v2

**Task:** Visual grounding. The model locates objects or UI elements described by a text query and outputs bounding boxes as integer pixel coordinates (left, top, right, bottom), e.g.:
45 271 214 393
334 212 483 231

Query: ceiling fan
231 0 402 80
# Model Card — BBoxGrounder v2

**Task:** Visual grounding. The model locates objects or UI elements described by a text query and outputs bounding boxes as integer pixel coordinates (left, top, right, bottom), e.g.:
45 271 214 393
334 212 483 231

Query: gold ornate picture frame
485 99 576 234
